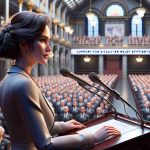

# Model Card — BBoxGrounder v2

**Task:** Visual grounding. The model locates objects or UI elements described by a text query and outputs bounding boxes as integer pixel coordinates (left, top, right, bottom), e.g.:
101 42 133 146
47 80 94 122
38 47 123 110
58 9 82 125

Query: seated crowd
35 74 118 123
129 74 150 121
0 110 11 150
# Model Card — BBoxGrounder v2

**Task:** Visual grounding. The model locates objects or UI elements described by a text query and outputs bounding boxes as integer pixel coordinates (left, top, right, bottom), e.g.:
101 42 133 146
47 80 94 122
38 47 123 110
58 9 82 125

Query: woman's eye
39 39 46 43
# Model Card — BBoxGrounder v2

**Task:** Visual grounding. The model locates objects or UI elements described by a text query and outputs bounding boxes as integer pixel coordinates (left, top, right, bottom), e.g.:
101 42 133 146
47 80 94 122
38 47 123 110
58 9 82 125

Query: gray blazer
0 66 95 150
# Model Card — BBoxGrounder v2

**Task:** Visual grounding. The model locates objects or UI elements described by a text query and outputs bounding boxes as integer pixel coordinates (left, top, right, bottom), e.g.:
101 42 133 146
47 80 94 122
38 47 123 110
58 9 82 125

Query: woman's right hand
93 126 121 143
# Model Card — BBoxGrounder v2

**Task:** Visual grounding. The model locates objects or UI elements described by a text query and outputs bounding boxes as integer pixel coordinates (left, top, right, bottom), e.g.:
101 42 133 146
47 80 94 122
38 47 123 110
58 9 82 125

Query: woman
0 11 120 150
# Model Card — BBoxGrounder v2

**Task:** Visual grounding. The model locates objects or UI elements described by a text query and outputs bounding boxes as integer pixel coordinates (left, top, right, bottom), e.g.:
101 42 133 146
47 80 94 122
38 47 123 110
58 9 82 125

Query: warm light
122 44 128 48
86 0 95 21
136 0 146 18
136 56 143 63
84 56 91 63
136 7 146 17
86 12 95 21
64 26 71 33
68 29 74 35
99 43 104 47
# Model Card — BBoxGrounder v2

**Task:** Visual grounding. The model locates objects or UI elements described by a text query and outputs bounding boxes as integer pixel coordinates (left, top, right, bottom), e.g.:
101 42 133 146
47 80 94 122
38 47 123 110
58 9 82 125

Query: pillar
71 55 75 73
98 55 104 75
38 64 48 76
18 0 23 12
53 45 59 75
26 0 34 11
122 55 127 78
31 64 38 76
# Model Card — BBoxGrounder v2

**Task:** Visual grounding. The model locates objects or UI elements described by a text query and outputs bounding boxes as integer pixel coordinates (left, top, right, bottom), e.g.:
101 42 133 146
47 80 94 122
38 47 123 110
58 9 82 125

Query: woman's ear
19 40 29 53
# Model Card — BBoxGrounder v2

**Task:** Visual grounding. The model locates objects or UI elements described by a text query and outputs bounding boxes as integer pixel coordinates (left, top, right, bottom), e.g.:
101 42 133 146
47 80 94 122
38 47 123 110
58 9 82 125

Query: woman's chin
39 59 48 64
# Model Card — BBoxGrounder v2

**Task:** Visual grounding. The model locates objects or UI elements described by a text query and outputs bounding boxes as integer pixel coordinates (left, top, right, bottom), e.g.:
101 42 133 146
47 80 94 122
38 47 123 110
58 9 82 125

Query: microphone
88 72 144 126
60 68 118 115
89 72 120 98
60 68 91 87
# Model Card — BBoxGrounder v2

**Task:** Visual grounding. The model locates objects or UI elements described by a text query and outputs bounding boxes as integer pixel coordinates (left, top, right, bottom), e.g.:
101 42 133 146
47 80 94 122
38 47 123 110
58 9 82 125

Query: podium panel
67 112 150 150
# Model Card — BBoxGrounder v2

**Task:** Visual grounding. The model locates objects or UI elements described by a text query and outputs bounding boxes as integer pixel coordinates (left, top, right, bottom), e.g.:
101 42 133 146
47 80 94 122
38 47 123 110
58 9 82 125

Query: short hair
0 11 51 59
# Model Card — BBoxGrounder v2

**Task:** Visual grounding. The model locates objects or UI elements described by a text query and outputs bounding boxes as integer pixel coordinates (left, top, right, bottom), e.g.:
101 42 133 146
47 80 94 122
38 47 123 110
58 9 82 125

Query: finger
107 130 121 136
72 124 85 129
71 120 85 127
104 126 121 133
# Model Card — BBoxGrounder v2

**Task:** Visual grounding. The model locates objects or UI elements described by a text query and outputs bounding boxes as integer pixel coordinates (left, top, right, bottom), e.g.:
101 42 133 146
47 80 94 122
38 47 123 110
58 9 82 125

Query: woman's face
31 25 52 64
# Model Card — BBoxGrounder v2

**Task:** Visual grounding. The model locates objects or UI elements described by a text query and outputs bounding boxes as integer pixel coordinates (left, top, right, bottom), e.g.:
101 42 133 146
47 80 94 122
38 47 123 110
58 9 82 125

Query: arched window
106 4 124 16
88 15 99 37
131 15 142 36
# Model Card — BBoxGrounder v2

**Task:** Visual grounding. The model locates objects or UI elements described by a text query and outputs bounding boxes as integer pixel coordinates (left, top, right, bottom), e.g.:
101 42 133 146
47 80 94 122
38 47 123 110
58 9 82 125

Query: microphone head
88 72 99 82
60 68 71 77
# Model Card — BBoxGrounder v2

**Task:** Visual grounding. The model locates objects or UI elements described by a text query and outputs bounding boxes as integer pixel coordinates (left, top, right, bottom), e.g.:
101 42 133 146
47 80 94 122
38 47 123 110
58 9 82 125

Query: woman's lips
44 54 49 59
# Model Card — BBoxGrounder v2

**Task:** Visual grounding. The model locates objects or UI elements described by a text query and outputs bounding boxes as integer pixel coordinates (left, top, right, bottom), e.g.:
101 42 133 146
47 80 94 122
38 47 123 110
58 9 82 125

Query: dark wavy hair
0 11 51 59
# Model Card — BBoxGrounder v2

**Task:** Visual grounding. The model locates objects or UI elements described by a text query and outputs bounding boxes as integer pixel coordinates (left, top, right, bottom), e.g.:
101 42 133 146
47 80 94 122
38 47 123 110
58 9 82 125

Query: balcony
71 35 150 49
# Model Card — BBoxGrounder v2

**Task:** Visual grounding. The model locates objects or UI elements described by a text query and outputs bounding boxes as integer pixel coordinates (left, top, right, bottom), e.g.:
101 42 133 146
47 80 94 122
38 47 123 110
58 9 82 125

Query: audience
93 107 104 119
129 74 150 121
34 74 118 123
75 106 90 123
0 126 11 150
59 106 73 122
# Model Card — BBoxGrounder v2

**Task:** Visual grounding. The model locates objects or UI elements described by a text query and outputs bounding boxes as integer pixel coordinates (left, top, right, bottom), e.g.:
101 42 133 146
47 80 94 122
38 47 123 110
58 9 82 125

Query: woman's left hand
64 119 85 131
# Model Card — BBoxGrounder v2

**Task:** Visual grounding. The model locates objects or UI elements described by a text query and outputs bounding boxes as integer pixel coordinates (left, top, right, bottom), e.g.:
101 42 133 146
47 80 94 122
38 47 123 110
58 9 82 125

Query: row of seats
35 74 118 123
129 74 150 121
71 35 150 46
128 35 150 45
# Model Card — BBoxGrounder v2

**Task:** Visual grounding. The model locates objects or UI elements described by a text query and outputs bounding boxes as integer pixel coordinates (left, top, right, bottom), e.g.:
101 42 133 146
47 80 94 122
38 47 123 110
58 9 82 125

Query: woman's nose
46 42 52 52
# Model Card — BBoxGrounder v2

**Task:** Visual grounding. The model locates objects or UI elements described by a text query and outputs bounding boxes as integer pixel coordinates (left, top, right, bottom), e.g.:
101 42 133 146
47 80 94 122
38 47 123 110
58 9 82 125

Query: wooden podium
67 112 150 150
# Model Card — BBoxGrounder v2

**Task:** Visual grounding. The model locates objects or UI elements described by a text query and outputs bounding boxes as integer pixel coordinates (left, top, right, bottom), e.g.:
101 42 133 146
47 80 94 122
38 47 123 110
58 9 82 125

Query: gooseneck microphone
89 72 120 98
60 68 91 87
88 72 144 126
60 68 118 115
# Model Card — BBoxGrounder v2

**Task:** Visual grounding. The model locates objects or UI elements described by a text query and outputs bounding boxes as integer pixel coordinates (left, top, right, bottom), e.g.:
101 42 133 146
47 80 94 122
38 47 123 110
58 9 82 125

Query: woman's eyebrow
40 35 50 40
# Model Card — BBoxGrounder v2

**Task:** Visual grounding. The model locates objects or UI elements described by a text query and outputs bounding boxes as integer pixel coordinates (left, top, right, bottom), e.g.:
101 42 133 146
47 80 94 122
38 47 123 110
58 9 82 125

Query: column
53 45 59 75
65 49 70 69
58 2 62 21
48 57 53 75
53 20 59 41
26 0 34 11
71 55 75 73
59 23 65 42
122 55 127 78
3 0 10 78
52 0 56 18
48 42 54 75
38 64 48 76
31 64 38 76
98 55 104 75
59 47 65 69
18 0 23 12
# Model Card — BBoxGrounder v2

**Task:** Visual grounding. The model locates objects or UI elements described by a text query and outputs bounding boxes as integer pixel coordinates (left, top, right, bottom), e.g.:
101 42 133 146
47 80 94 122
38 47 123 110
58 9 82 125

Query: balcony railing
71 35 150 49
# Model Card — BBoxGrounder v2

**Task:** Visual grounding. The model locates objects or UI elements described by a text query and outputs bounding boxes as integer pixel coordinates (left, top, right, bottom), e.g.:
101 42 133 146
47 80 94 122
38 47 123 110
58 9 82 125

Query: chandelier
84 56 91 63
136 56 143 63
86 0 95 21
136 0 146 18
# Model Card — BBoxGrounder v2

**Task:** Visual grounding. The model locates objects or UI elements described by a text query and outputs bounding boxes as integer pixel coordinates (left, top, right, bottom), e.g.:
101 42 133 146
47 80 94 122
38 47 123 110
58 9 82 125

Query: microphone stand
88 72 144 126
77 81 118 118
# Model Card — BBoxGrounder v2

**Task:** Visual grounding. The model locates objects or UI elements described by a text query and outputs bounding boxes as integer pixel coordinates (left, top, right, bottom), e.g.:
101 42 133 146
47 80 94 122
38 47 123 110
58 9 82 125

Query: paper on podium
77 119 137 135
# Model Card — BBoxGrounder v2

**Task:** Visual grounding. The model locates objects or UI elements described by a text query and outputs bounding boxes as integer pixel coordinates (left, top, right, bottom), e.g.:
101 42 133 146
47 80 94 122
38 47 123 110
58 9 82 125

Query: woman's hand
64 120 85 131
93 126 121 143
